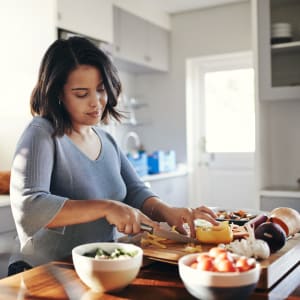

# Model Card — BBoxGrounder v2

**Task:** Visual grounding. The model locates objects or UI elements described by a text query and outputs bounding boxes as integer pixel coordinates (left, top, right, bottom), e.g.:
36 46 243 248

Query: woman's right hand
104 200 158 235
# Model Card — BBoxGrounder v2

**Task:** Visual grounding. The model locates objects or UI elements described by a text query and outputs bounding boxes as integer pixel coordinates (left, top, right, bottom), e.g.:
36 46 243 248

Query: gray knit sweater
10 116 155 266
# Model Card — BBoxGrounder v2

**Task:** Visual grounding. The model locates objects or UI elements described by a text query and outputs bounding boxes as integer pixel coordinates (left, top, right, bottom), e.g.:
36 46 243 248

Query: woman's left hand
162 206 218 238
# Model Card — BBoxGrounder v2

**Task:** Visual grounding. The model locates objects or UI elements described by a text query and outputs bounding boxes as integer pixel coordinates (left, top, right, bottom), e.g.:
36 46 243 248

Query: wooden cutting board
141 233 300 290
141 228 250 262
142 242 204 262
257 233 300 289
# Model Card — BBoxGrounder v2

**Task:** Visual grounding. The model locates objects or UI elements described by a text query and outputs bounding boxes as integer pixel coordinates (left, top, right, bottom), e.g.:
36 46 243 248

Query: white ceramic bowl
72 242 143 292
178 253 261 300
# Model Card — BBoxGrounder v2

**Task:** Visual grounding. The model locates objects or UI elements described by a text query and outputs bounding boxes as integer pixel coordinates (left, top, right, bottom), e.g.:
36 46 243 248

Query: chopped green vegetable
84 247 138 260
96 248 110 257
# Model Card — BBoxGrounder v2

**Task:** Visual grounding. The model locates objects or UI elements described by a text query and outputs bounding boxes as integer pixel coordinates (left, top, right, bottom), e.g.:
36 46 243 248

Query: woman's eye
76 93 88 98
97 84 106 93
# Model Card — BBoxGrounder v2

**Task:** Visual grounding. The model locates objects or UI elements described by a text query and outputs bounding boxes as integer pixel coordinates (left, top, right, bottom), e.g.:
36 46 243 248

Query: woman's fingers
117 224 125 232
115 208 158 235
124 223 133 234
139 213 159 229
193 206 219 226
194 206 217 218
165 206 219 238
114 203 219 237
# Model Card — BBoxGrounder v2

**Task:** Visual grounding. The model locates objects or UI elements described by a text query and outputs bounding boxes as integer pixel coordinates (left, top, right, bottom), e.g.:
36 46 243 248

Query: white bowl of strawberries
178 247 261 300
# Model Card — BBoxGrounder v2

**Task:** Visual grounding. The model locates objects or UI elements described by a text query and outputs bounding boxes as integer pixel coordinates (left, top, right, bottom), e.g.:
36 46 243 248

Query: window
204 68 255 153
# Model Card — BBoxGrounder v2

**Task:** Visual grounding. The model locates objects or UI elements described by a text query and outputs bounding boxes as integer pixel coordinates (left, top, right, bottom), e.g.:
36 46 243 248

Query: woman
9 36 217 275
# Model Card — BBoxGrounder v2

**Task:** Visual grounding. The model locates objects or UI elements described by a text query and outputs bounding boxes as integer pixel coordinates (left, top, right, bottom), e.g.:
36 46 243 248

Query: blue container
127 152 148 177
147 150 176 174
163 150 176 172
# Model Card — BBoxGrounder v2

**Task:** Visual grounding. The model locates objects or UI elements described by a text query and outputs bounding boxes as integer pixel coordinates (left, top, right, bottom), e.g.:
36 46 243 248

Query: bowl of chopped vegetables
178 247 261 300
72 242 143 292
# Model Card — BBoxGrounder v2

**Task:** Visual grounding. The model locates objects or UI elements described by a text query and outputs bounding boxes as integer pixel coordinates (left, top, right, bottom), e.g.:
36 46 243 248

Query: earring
58 98 61 105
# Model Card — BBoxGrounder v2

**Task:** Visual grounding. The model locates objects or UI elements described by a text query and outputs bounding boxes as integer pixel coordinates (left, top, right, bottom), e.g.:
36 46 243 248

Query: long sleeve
10 119 67 249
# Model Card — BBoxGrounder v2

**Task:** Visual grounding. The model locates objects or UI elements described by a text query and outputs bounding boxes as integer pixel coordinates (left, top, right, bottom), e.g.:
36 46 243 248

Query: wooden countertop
0 233 299 299
0 257 299 300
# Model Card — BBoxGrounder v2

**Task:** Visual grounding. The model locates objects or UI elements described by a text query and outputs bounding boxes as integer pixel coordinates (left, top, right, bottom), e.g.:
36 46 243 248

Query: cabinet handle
57 12 62 21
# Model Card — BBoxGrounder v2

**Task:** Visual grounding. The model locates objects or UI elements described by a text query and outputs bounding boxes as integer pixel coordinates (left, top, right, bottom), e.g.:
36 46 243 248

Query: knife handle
140 223 154 234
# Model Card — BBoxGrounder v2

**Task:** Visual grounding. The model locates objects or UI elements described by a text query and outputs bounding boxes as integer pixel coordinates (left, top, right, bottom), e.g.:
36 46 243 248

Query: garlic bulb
252 239 270 259
220 223 270 260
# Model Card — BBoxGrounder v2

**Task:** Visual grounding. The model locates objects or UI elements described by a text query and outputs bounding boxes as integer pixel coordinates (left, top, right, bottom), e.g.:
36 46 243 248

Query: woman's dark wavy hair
30 36 122 136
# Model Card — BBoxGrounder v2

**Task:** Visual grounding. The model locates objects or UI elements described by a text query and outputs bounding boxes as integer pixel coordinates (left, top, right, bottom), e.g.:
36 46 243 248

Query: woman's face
61 64 107 128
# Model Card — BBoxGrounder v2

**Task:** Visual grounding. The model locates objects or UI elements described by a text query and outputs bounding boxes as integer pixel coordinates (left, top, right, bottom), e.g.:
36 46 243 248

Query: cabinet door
261 196 300 212
146 24 169 72
0 230 17 278
147 177 188 207
0 202 16 233
114 7 146 66
113 7 169 72
57 0 113 43
254 0 300 101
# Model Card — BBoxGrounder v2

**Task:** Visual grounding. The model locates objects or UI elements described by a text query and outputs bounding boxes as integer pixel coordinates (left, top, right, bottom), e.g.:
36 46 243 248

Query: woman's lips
87 111 101 118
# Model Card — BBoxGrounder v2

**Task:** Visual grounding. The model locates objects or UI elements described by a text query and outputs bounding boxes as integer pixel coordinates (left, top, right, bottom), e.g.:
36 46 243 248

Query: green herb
84 247 138 259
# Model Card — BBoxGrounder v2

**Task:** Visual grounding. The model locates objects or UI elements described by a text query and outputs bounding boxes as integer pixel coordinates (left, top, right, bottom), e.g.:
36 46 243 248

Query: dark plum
254 222 286 253
247 214 268 230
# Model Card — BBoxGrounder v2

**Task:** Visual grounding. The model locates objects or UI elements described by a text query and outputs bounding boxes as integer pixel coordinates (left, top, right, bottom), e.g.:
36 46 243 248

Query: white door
186 52 257 209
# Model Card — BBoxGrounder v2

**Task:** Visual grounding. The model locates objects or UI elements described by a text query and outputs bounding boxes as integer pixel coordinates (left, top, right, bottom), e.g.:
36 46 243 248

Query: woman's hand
104 200 158 235
161 205 218 238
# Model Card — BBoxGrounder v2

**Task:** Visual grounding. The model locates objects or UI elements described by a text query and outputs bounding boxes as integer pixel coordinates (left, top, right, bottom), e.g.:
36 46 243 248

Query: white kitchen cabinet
113 6 169 72
253 0 300 101
253 0 300 211
260 193 300 212
57 0 113 44
144 174 188 207
255 100 300 208
0 196 17 278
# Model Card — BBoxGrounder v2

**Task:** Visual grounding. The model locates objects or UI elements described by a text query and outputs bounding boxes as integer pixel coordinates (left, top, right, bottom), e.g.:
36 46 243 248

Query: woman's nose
90 91 103 106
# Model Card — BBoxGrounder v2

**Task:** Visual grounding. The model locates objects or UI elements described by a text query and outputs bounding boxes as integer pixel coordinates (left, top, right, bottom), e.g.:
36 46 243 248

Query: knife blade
141 223 199 244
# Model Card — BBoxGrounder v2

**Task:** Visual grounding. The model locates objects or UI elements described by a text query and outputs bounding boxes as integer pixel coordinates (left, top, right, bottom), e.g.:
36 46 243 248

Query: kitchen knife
141 223 199 244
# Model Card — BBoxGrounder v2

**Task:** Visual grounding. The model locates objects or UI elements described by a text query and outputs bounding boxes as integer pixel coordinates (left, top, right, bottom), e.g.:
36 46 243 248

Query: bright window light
204 68 255 153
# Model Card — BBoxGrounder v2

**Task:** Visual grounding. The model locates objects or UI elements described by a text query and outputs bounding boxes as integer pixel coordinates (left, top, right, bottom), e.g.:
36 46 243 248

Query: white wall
0 0 57 170
134 1 252 164
0 0 252 182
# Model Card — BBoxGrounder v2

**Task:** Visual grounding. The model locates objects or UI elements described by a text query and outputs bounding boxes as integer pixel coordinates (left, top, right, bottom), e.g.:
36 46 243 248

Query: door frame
186 51 255 208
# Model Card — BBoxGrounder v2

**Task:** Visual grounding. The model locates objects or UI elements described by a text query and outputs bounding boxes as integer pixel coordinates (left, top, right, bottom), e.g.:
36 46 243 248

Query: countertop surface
0 241 299 300
260 187 300 198
0 195 10 207
141 164 188 182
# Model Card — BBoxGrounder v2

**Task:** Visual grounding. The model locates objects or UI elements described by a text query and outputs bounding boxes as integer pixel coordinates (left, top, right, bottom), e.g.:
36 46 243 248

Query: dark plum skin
248 214 268 230
254 222 286 253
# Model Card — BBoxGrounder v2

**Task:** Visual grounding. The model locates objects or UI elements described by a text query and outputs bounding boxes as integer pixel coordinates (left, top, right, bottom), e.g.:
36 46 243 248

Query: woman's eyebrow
71 88 88 91
71 81 103 91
